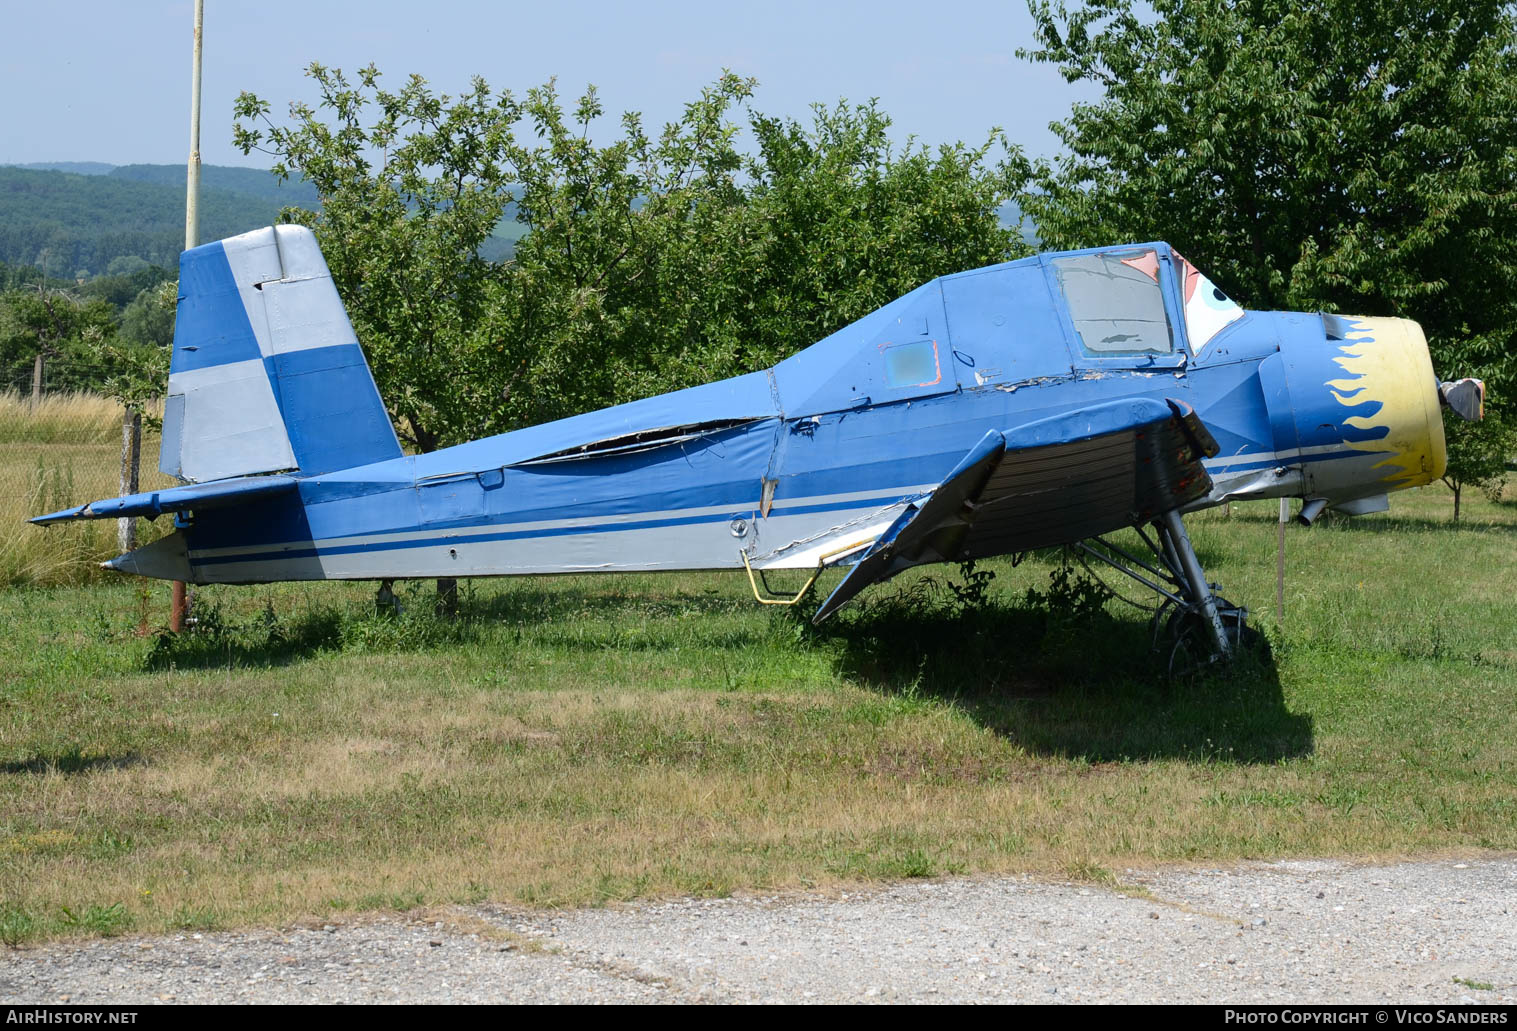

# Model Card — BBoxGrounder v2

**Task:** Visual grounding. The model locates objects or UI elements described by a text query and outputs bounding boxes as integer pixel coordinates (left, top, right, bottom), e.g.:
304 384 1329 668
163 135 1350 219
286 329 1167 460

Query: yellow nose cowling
1326 316 1447 489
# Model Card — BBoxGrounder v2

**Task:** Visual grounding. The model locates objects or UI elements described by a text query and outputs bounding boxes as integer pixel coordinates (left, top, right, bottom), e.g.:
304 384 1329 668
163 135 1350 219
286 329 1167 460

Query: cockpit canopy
1049 247 1243 358
772 242 1249 417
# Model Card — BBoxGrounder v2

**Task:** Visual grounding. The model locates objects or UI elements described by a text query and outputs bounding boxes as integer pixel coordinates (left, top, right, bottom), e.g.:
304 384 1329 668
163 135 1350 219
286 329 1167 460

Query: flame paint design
1324 318 1445 489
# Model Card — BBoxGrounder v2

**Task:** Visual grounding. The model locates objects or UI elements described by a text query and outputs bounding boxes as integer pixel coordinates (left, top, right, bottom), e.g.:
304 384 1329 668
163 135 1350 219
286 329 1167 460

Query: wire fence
0 360 171 586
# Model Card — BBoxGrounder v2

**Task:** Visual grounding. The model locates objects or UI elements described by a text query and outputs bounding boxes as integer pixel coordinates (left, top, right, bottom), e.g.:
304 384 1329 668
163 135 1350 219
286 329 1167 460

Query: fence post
117 407 141 553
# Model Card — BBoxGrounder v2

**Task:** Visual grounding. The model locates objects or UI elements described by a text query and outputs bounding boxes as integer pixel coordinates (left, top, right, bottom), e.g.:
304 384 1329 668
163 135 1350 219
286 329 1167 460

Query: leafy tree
1020 0 1517 399
117 280 178 350
0 286 118 395
1441 406 1517 521
716 102 1028 386
233 66 1027 451
80 263 171 309
105 256 151 277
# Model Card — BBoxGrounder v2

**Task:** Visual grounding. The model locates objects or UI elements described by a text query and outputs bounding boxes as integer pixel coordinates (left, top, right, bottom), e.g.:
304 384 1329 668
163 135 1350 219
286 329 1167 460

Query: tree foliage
0 286 118 392
0 273 171 401
234 67 1026 450
1020 0 1517 397
1442 406 1517 521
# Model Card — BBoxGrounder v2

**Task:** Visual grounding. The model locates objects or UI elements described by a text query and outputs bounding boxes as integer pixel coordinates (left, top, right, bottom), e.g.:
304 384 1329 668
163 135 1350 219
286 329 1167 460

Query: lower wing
813 397 1219 622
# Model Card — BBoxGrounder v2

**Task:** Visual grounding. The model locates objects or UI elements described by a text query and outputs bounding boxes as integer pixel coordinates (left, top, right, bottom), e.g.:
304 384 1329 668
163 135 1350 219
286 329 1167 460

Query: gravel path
3 856 1513 1005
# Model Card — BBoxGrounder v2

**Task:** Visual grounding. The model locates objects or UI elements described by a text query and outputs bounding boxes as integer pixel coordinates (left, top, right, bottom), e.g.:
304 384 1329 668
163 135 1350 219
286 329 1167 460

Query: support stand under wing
811 396 1246 662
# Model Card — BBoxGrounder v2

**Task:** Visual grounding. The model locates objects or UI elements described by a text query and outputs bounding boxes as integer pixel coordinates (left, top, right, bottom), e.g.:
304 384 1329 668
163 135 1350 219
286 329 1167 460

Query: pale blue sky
1 0 1097 168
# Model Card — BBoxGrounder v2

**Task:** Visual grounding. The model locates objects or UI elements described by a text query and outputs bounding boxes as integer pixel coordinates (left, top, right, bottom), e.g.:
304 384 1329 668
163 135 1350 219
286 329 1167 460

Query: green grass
0 482 1514 944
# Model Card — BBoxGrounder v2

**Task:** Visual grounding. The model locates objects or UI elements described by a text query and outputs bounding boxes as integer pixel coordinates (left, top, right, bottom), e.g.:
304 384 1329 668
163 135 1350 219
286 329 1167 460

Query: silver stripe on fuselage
1202 442 1358 470
185 483 937 561
189 500 914 582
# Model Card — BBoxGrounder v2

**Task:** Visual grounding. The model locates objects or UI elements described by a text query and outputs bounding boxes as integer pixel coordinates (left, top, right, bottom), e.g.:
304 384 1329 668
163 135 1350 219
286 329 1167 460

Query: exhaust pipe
1297 498 1329 526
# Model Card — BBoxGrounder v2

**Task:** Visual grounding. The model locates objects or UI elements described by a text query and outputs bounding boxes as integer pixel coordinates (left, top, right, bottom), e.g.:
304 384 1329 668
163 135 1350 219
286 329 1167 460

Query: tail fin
160 225 402 482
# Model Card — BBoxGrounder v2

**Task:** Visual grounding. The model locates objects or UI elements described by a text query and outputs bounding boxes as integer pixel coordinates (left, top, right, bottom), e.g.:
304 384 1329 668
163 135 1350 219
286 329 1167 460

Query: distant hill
0 165 307 276
0 161 527 275
8 161 116 176
109 163 321 209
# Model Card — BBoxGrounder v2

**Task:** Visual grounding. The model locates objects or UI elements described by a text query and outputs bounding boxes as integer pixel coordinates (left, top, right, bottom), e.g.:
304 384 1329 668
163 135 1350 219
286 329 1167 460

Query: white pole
173 0 203 634
185 0 203 252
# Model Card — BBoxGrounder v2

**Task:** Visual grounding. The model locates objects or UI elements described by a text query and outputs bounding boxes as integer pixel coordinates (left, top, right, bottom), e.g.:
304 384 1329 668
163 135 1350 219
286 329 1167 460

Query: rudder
160 225 402 482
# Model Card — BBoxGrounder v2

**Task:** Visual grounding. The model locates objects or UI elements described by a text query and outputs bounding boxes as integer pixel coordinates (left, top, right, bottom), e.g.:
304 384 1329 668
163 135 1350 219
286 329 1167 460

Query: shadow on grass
464 583 751 623
819 580 1314 764
142 572 1309 767
142 582 755 671
1 749 144 775
144 604 345 671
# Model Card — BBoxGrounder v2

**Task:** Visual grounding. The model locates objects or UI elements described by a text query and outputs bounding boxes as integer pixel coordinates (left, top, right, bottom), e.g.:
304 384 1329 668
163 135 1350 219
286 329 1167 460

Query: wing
813 397 1218 622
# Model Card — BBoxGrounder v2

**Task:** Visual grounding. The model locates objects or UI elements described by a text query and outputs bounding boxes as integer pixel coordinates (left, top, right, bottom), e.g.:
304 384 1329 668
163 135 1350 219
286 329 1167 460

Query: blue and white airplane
35 226 1482 658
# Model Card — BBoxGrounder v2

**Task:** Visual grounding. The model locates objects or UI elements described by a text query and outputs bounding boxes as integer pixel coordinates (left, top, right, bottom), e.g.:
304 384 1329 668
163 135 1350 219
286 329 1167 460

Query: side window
1051 249 1173 356
882 339 943 389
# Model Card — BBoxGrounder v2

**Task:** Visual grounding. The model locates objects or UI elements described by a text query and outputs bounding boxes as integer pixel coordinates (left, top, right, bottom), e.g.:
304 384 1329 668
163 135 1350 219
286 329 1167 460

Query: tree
117 279 177 350
1441 406 1517 521
236 65 537 453
1020 0 1517 399
233 66 1028 452
0 286 117 398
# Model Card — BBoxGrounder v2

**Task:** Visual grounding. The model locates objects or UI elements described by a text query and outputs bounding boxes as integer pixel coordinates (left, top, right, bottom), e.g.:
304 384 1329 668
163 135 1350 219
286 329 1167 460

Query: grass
0 481 1514 945
0 392 173 587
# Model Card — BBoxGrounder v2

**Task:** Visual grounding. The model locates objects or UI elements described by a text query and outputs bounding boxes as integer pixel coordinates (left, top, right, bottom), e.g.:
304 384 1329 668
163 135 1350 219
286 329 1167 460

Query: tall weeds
0 391 170 586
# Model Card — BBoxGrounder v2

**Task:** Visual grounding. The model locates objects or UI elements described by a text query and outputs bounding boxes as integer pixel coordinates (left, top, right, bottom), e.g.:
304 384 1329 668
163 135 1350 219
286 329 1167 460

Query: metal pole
172 0 204 634
185 0 203 251
1276 496 1288 630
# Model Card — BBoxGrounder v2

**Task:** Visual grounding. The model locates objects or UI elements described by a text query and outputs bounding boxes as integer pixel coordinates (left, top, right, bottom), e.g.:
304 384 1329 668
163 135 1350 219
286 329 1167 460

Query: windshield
1051 249 1174 355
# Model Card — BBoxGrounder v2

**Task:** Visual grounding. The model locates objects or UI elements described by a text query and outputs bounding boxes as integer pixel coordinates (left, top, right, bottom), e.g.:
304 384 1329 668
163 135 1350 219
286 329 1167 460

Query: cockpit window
1173 250 1244 354
1051 249 1173 355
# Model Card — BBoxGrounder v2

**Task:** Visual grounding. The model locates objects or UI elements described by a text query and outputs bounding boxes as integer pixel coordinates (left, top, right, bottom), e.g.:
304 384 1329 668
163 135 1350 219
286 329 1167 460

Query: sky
0 0 1099 169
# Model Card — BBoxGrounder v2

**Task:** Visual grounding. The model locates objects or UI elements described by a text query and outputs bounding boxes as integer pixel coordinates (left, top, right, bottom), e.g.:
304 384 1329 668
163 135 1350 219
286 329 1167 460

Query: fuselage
116 243 1447 584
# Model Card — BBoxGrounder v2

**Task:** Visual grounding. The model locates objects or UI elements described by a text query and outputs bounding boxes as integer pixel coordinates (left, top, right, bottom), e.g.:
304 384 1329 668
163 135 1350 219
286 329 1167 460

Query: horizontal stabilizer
813 397 1217 622
31 474 298 525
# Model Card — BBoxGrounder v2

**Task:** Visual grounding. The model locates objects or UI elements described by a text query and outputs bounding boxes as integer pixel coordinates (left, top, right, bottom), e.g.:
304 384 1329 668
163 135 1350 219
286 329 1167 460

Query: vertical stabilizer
160 225 402 482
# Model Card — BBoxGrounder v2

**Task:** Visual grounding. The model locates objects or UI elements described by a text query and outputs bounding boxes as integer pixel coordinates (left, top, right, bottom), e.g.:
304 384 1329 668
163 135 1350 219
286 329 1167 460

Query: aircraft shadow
141 580 1310 768
143 583 753 671
1 750 144 775
823 593 1314 764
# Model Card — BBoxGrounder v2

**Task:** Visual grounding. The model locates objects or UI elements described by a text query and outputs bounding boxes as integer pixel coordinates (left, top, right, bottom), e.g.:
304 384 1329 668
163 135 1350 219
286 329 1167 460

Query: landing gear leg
1158 510 1231 660
1070 508 1254 671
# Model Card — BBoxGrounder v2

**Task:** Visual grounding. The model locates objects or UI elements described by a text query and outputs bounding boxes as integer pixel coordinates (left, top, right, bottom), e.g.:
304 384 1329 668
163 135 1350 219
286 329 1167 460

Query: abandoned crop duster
35 226 1483 660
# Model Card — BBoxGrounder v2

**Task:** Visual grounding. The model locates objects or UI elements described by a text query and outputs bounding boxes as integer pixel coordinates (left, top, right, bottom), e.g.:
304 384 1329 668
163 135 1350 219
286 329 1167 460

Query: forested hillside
0 163 526 275
108 163 321 208
0 165 304 276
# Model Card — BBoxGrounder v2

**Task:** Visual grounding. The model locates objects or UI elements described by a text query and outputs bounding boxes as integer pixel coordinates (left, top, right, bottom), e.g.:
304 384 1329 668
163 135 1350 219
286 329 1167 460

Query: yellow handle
739 539 874 606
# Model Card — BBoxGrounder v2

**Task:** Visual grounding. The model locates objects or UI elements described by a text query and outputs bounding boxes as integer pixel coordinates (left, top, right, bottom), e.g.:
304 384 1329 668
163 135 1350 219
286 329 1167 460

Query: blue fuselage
140 245 1446 584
